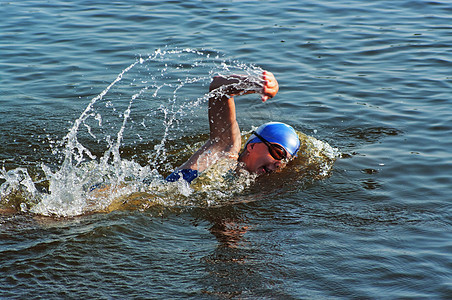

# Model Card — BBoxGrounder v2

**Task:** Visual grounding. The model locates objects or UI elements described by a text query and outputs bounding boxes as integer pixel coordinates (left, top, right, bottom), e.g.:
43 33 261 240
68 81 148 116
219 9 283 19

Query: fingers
261 70 278 101
262 71 277 87
262 71 269 85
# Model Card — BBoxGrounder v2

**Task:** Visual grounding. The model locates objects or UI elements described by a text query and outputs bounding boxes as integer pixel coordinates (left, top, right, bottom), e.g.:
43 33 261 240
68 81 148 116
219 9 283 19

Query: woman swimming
166 71 300 183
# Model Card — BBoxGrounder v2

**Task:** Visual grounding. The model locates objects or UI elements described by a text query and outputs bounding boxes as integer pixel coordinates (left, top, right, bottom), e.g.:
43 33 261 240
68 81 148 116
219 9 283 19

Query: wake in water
0 49 339 217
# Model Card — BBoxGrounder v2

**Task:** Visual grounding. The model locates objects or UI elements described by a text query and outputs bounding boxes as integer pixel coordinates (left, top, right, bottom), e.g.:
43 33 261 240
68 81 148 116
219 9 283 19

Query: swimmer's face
240 142 289 175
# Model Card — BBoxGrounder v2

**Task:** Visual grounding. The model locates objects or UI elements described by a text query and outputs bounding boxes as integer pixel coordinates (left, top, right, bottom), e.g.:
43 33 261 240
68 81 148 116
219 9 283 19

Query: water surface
1 0 451 298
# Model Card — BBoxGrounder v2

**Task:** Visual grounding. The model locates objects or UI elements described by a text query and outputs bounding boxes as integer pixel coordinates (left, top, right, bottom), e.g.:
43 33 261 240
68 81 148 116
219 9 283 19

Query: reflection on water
194 206 259 298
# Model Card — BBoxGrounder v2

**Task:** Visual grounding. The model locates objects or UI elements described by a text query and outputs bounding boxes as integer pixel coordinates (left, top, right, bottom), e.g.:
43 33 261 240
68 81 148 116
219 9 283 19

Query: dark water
1 0 452 298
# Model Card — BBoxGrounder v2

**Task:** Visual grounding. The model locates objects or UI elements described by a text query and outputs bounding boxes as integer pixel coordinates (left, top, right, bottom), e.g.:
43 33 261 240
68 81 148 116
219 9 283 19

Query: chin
254 167 266 176
243 166 261 175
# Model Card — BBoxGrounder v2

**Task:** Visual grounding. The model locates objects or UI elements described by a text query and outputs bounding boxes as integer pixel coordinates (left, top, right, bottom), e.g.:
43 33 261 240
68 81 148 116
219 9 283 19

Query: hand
209 71 279 101
261 71 279 102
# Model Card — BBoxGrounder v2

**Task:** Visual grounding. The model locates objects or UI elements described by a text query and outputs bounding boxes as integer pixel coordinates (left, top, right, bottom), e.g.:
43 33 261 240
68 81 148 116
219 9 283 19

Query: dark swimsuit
165 169 198 184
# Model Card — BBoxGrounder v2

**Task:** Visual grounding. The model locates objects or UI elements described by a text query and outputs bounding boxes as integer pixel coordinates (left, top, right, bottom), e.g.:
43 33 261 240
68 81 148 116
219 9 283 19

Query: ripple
2 0 452 298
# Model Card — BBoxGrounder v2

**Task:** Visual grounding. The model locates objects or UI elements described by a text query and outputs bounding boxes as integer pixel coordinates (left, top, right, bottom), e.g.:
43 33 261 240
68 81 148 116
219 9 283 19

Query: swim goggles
251 131 288 161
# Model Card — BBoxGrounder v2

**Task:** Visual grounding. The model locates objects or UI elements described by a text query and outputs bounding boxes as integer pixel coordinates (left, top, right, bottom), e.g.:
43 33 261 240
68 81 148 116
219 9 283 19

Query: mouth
258 166 271 175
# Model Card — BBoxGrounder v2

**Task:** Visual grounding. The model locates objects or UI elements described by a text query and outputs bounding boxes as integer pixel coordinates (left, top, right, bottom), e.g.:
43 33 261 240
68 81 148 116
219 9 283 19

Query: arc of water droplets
53 48 265 183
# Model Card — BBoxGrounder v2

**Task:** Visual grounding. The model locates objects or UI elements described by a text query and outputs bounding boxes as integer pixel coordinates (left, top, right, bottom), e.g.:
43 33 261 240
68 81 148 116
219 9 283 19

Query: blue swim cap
246 122 300 157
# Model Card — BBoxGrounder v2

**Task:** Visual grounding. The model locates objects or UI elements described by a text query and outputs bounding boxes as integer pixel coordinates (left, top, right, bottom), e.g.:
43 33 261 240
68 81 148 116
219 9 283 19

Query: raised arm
176 71 279 173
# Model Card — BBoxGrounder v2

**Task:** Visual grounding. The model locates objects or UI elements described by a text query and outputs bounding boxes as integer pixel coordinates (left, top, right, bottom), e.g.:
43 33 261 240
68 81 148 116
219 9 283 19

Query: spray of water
0 48 338 217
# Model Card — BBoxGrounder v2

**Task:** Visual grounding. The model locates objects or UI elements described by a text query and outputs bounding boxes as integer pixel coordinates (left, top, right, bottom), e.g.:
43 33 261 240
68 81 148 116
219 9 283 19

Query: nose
268 160 283 172
275 160 284 169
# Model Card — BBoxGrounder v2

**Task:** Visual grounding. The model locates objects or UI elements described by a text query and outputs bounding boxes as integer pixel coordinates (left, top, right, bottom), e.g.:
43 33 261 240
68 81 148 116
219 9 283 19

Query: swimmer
166 71 300 184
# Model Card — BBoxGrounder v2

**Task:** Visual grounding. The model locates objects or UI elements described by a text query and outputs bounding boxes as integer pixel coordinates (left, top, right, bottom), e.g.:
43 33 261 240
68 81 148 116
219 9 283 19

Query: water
1 0 451 298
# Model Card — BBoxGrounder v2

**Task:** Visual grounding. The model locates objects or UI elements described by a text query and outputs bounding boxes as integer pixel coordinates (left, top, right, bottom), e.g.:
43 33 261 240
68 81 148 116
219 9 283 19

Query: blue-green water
1 0 451 298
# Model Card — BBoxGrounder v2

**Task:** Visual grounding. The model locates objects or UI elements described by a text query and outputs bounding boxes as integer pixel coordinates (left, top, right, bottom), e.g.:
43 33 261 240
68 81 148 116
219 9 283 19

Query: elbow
209 76 222 92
